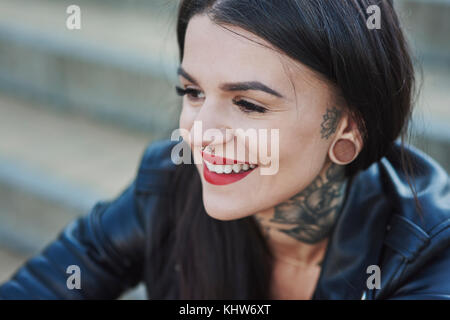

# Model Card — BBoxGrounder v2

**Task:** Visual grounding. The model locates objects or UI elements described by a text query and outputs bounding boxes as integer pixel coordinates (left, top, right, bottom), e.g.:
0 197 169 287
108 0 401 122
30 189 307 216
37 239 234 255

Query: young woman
1 0 449 300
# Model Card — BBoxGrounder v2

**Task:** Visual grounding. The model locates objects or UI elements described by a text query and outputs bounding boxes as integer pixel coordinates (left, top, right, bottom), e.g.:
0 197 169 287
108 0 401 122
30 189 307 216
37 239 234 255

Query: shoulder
138 139 180 170
373 142 450 298
134 139 185 194
379 141 449 233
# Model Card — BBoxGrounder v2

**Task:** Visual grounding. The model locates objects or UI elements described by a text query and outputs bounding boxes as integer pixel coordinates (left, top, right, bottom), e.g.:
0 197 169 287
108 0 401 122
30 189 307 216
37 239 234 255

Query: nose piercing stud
202 145 215 154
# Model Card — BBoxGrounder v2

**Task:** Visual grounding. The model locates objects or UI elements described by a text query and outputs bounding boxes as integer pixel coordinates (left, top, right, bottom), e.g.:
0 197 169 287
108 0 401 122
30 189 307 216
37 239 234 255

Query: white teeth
204 160 257 174
223 165 232 174
232 164 242 173
205 161 213 171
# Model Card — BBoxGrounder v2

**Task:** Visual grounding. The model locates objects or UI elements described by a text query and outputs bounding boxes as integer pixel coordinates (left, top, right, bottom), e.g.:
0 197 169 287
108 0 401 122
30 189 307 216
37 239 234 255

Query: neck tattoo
255 162 348 251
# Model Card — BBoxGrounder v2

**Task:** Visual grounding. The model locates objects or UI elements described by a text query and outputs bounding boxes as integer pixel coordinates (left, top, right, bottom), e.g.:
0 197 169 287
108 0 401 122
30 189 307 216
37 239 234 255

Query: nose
192 127 234 157
189 99 234 150
201 127 234 147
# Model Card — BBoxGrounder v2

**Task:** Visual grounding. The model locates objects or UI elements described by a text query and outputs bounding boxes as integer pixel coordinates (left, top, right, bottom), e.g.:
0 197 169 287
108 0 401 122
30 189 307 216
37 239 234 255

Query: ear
328 112 363 165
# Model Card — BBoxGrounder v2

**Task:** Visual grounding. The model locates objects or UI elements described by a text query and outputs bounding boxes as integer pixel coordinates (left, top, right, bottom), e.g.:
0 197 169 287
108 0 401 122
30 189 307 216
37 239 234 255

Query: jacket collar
311 141 449 299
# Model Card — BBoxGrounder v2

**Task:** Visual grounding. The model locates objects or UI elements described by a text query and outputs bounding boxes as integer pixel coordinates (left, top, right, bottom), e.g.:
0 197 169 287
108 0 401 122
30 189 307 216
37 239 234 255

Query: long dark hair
146 0 418 299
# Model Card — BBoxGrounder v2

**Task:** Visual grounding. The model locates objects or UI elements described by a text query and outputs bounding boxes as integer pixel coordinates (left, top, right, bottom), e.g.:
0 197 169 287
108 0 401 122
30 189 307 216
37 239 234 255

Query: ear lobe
333 113 363 147
328 113 363 165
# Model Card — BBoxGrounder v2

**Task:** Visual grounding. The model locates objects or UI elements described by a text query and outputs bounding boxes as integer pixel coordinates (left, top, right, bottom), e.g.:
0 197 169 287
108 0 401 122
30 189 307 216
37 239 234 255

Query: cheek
279 140 328 190
179 105 202 145
276 117 331 188
179 105 195 131
284 128 329 165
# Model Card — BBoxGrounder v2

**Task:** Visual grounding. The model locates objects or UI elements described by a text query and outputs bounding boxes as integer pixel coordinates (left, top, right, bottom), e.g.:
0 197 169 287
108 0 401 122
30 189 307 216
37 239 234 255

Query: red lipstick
201 151 257 186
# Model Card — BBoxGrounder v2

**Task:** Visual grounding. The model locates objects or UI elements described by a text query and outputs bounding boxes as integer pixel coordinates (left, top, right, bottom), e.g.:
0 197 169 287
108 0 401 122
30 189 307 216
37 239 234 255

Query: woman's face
178 15 343 221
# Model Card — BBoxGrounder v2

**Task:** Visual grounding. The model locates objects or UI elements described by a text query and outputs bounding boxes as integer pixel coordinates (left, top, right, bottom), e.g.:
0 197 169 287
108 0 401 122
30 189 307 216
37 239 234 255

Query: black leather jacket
1 139 449 300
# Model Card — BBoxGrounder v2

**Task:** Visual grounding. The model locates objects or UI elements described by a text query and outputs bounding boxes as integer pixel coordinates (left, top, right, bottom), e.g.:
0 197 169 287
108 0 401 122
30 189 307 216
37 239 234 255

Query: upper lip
201 150 254 165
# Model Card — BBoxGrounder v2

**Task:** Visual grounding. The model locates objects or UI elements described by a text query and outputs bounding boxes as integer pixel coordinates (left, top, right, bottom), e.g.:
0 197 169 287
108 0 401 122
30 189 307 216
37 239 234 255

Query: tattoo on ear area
320 106 341 139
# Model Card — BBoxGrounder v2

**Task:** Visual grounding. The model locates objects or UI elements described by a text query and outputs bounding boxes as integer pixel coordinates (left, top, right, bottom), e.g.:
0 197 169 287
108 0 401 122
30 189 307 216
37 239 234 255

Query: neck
254 161 348 266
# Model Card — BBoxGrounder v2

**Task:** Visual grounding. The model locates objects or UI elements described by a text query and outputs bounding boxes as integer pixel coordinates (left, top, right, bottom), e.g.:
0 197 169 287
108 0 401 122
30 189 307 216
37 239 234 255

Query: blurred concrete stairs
0 94 152 299
0 0 181 134
0 0 183 299
395 0 450 169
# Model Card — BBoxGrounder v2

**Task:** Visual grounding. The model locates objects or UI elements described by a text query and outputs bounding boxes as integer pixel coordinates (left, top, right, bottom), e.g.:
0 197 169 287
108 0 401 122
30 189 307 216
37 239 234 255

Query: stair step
0 94 153 298
0 94 153 252
0 0 180 135
396 0 450 64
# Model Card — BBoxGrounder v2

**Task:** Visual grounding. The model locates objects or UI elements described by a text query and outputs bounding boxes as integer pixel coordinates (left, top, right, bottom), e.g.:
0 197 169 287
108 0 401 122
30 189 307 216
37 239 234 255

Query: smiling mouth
204 159 257 174
201 151 258 185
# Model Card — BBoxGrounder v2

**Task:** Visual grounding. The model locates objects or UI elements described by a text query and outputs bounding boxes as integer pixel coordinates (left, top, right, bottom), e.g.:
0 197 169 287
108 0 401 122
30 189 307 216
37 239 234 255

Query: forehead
183 15 291 88
182 15 328 100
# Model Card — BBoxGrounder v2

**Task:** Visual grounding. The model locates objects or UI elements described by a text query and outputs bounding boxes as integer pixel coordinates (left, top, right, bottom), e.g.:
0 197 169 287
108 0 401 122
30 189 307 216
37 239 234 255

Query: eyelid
179 86 205 99
176 85 268 113
233 98 268 113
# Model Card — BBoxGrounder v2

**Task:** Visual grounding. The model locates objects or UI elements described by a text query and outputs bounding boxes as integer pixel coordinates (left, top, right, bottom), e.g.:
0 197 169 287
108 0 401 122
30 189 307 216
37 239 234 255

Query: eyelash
175 86 268 114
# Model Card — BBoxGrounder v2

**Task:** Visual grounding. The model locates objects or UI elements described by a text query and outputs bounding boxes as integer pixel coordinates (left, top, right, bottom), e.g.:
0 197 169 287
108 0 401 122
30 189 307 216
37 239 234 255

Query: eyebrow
177 66 285 99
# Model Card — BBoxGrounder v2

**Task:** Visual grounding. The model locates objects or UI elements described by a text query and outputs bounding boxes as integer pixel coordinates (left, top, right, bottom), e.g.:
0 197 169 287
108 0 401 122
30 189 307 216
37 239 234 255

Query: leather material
0 139 449 299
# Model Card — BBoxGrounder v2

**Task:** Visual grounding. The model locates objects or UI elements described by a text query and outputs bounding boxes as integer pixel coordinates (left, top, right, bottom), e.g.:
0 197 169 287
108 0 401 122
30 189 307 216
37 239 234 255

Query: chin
202 195 253 221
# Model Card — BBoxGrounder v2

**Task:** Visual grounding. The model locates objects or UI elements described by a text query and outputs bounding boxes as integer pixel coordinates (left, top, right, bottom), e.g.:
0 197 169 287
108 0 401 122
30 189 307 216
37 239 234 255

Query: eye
175 86 268 114
232 98 268 114
175 86 205 102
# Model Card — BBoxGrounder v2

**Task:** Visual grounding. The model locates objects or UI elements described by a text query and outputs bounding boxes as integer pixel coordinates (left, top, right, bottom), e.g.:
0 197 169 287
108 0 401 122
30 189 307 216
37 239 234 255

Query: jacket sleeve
0 168 147 300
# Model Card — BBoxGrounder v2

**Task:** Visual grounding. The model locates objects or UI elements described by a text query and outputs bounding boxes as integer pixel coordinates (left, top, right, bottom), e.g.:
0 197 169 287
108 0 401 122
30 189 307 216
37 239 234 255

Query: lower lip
203 162 257 186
